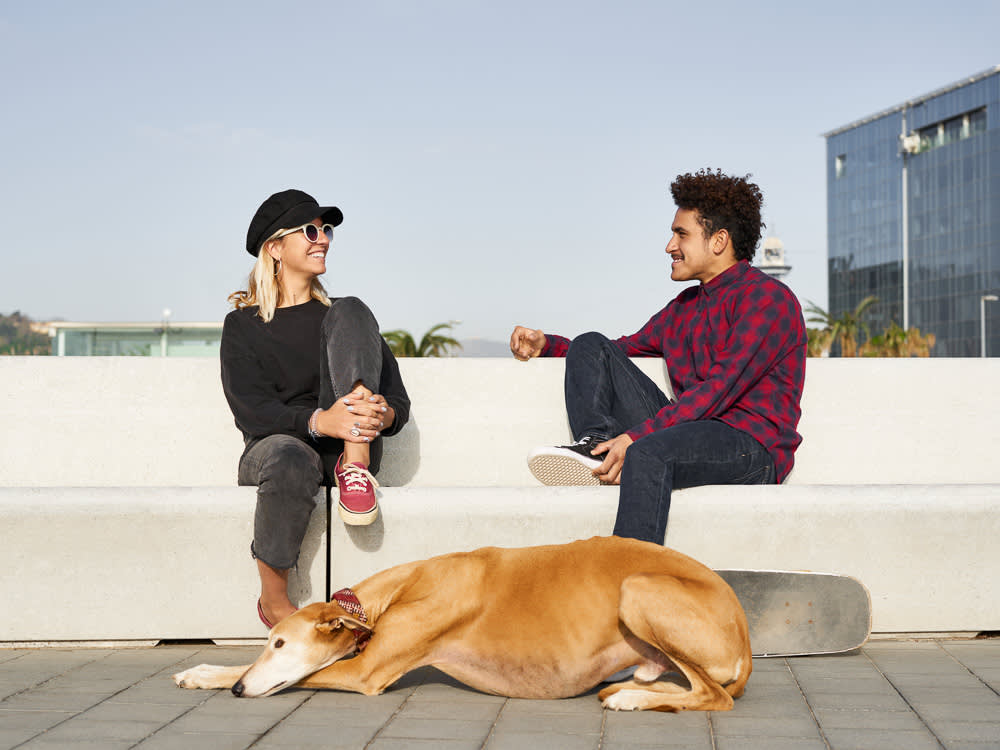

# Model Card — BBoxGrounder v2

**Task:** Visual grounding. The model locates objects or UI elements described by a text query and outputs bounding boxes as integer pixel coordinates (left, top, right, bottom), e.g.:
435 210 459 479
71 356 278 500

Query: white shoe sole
339 502 379 526
527 447 602 486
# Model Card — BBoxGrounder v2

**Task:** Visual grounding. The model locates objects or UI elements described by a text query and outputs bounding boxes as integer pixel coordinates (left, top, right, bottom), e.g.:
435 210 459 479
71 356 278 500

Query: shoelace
340 463 380 493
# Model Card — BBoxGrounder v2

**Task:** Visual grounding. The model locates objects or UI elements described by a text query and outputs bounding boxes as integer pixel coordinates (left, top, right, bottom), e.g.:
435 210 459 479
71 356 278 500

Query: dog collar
330 588 371 652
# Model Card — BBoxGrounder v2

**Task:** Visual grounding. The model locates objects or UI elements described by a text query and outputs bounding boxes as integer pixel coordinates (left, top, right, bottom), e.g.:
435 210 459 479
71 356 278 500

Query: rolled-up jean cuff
249 541 298 571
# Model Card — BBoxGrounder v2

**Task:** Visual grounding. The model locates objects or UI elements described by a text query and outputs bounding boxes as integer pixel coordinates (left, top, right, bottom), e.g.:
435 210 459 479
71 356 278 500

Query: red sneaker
334 453 380 526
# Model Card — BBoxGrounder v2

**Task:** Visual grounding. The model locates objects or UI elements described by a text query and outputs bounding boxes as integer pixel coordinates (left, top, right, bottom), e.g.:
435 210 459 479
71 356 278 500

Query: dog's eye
273 639 284 649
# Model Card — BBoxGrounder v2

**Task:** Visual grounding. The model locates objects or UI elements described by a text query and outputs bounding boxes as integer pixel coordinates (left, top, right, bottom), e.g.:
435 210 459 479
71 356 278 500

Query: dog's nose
231 681 244 697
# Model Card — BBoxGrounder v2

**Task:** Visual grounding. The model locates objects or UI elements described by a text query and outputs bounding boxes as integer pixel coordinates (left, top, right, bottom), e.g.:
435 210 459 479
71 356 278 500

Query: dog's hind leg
173 664 251 690
598 572 752 712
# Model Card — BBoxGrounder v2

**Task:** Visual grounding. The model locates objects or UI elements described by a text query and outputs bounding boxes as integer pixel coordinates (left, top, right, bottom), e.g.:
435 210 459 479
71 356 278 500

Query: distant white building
47 321 223 357
758 235 791 279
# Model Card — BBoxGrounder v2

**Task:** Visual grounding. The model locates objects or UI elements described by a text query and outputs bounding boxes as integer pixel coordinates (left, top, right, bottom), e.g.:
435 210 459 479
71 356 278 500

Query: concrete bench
2 356 998 642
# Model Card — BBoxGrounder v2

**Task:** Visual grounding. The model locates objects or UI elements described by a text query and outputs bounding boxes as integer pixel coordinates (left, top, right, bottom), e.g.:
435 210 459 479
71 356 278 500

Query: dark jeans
239 434 323 569
239 297 385 569
564 332 776 544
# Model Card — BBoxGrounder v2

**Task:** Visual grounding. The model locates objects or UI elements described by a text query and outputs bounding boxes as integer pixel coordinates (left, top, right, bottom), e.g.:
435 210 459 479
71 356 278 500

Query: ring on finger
350 427 361 437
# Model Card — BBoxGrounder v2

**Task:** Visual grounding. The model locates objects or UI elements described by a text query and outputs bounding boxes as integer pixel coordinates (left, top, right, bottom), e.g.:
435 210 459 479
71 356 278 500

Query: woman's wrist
308 408 323 441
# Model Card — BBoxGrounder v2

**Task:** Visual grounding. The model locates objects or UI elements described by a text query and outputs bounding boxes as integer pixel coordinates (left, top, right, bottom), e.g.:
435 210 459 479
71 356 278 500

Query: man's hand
510 326 546 361
591 434 634 485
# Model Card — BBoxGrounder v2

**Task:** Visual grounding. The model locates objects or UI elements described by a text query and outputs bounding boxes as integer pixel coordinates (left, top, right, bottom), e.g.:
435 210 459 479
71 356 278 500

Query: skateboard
715 569 872 657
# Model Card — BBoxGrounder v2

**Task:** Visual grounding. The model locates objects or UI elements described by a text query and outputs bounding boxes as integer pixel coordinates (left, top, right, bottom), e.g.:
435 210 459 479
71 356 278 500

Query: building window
835 154 847 179
916 107 987 153
969 108 987 135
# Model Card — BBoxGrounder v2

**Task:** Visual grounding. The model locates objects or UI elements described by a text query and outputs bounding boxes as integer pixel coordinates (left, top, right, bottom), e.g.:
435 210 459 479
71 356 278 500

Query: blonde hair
228 230 331 322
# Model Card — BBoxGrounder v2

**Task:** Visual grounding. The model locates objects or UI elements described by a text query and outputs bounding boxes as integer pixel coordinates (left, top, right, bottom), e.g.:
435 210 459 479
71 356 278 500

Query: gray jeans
238 297 386 569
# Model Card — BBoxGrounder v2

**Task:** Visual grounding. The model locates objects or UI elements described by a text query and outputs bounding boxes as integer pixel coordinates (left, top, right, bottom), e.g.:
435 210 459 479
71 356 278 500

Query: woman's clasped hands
315 386 394 443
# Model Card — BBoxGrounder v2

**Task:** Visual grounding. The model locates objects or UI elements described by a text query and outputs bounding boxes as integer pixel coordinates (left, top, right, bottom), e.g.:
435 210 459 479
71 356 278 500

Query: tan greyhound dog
173 536 751 712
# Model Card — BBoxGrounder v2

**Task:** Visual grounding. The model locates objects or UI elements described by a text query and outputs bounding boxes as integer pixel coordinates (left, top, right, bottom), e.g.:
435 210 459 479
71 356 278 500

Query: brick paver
1 639 998 749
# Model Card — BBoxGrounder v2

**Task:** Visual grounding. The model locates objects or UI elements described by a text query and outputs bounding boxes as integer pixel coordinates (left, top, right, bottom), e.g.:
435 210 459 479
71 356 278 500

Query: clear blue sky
2 0 997 342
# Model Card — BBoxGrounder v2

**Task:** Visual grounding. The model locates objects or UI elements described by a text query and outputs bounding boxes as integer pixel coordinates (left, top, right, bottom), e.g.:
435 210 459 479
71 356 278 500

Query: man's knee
566 331 614 370
569 330 610 353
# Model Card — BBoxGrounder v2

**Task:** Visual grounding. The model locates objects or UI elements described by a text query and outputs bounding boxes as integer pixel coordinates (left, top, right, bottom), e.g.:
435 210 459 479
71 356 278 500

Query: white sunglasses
273 223 335 243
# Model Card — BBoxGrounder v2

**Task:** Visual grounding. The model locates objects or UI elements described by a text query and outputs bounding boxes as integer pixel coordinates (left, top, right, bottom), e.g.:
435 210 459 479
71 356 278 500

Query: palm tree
806 327 834 358
381 329 417 357
805 296 879 357
382 322 463 358
859 323 936 358
904 327 936 357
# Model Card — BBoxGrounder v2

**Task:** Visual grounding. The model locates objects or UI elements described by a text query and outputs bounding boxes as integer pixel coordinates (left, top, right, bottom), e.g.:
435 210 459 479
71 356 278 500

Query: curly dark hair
669 169 764 262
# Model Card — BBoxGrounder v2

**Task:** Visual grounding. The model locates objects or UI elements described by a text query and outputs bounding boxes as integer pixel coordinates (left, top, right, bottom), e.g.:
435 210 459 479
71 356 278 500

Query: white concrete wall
3 486 326 641
3 357 999 487
0 358 240 487
1 356 999 640
328 484 1000 634
790 358 1000 484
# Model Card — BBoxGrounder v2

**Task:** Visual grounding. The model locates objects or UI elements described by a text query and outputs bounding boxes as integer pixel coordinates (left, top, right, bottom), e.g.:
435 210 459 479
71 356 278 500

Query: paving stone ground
1 638 998 749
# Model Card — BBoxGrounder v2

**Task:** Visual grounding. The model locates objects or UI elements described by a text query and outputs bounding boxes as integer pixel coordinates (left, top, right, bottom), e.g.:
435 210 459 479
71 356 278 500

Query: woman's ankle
343 443 370 467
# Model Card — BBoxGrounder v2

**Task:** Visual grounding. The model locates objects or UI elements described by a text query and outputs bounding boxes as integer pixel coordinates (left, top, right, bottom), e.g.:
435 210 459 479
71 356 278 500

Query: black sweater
220 299 410 476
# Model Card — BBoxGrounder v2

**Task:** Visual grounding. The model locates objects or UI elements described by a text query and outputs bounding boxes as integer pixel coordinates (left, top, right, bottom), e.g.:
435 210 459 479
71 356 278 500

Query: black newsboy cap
245 189 344 256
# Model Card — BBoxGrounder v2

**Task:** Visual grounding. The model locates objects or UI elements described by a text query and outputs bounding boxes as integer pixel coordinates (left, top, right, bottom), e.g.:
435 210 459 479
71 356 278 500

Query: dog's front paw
173 664 222 690
601 688 645 711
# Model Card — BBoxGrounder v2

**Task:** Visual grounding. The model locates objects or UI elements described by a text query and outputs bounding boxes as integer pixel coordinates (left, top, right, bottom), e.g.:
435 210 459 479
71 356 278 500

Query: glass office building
824 66 1000 356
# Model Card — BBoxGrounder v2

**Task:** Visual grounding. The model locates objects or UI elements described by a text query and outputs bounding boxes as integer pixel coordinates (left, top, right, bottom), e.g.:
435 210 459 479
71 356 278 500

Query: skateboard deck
715 569 872 657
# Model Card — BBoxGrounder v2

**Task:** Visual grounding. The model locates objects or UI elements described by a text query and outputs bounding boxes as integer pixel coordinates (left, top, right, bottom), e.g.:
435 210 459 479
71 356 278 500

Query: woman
221 189 410 628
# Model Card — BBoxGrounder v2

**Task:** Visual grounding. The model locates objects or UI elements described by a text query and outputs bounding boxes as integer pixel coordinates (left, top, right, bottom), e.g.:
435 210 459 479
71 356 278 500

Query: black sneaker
527 436 604 486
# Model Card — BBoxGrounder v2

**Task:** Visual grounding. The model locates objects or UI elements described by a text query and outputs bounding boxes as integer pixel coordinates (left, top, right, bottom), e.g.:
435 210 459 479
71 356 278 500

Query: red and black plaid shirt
541 261 807 482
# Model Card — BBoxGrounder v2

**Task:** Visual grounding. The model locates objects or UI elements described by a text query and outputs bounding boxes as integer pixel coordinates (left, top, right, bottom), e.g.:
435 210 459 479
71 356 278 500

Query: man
510 169 807 544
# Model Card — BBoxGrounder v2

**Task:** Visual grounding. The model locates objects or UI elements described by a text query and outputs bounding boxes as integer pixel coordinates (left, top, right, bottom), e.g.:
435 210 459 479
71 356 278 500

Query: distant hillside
457 338 511 357
0 312 50 355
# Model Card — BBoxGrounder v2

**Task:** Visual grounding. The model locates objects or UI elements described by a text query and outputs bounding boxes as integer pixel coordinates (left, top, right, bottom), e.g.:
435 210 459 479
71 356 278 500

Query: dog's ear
315 615 372 635
314 619 340 635
338 615 372 632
